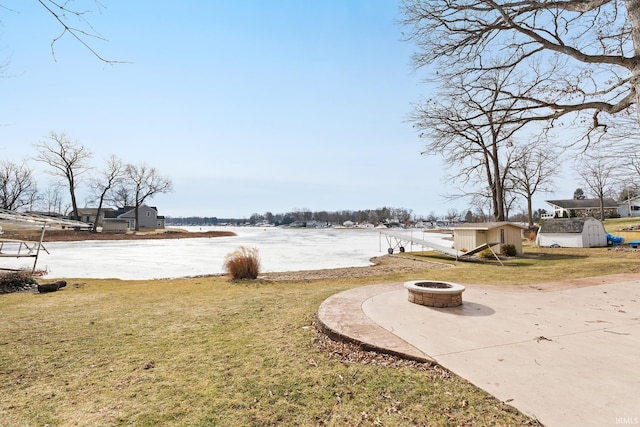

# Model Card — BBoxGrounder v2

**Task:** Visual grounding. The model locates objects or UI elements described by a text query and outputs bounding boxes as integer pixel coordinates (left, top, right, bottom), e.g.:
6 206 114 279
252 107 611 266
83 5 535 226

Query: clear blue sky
0 1 577 218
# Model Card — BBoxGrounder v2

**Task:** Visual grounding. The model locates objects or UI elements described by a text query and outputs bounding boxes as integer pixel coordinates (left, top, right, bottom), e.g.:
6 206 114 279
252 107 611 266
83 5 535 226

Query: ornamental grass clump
478 248 495 259
224 246 261 280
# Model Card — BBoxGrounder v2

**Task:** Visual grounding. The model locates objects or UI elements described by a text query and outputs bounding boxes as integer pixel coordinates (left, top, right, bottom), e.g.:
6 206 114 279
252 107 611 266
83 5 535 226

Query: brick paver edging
316 282 434 363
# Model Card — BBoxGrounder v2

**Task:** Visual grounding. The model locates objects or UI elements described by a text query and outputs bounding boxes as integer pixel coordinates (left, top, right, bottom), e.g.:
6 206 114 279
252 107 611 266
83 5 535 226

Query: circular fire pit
404 280 465 308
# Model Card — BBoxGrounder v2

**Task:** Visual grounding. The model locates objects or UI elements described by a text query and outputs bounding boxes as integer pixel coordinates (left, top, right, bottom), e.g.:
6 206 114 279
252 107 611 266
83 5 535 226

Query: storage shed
536 217 607 248
453 222 526 255
101 218 129 233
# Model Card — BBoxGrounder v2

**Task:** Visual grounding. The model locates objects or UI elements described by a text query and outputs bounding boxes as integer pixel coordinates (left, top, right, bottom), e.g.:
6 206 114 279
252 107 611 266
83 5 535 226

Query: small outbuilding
536 217 607 248
453 222 526 255
101 218 129 233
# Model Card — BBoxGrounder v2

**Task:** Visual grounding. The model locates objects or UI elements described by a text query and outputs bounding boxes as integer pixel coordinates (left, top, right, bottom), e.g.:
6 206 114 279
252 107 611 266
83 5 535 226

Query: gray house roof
77 208 116 216
114 206 159 219
539 217 599 233
546 198 619 209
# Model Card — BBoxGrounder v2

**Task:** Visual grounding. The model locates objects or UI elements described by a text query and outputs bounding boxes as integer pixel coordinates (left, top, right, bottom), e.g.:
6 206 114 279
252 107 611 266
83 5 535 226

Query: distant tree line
167 207 416 227
167 206 551 227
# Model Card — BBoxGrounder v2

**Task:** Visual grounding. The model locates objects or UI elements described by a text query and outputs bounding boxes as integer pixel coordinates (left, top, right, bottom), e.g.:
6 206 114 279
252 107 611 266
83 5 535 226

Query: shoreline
1 229 235 242
261 255 450 281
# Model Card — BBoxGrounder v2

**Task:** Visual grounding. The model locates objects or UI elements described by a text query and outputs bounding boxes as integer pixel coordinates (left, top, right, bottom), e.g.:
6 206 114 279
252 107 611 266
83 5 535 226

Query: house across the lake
77 205 165 231
545 198 619 219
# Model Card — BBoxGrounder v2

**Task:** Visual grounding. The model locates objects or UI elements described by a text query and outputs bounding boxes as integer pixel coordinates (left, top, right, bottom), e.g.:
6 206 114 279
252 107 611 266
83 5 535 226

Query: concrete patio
317 273 640 427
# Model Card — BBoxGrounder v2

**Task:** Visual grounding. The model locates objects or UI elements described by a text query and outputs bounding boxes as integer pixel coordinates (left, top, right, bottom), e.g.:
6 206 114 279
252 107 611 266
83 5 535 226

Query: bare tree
34 132 92 220
412 69 533 220
587 107 640 187
87 155 125 232
469 196 492 223
618 184 640 201
111 182 134 208
503 187 520 221
40 183 67 216
508 146 559 226
0 1 121 63
445 208 459 223
124 163 172 231
401 0 640 132
577 155 617 220
0 160 38 211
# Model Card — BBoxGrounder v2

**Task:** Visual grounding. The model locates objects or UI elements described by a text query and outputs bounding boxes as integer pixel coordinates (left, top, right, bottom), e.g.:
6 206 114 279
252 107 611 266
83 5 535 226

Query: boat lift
0 209 91 274
379 228 502 264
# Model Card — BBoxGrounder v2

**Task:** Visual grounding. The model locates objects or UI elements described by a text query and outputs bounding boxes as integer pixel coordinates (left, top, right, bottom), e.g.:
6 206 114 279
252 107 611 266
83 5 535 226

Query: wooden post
31 223 47 275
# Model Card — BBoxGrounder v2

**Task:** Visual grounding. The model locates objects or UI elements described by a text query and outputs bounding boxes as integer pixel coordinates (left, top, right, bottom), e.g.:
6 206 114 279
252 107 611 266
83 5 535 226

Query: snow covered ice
7 227 387 280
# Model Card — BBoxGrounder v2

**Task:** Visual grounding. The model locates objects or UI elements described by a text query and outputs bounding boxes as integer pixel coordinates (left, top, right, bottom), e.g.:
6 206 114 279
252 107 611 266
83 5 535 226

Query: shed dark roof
546 198 619 209
539 217 601 234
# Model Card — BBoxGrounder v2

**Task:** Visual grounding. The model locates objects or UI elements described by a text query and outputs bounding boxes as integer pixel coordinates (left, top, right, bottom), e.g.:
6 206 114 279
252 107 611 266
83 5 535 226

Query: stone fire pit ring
404 280 465 308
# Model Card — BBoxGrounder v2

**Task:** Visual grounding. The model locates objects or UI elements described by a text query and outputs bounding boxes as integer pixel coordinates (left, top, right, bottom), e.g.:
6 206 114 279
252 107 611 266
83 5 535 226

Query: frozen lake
4 226 390 280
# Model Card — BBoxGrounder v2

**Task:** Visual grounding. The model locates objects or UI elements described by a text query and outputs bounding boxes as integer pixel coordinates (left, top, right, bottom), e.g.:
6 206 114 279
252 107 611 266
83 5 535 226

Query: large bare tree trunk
69 180 79 221
526 195 534 227
134 205 140 232
492 144 505 221
628 0 640 123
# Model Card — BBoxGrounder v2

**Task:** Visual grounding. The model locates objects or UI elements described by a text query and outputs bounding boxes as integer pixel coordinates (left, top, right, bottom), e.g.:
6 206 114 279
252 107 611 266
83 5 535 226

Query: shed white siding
536 218 607 248
536 233 584 248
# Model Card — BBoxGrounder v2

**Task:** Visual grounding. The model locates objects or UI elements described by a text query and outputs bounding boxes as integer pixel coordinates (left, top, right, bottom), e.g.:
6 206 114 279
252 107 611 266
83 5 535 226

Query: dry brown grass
0 273 542 426
404 244 640 286
4 222 640 426
224 246 261 280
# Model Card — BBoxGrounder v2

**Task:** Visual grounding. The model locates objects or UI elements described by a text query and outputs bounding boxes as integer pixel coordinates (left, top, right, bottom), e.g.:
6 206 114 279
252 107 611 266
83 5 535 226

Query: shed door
585 223 600 247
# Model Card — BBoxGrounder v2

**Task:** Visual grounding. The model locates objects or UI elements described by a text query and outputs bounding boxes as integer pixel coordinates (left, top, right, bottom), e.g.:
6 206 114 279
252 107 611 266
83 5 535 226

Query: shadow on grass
519 252 589 261
484 253 590 268
406 251 590 268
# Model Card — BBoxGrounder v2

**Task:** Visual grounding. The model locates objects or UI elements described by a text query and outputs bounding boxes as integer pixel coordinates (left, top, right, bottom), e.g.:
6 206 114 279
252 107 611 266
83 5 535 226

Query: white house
536 217 608 248
545 198 619 218
618 196 640 217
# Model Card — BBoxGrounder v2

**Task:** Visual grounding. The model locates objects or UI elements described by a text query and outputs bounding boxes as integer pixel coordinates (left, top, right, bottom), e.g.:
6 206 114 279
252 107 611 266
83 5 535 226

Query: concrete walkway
317 274 640 427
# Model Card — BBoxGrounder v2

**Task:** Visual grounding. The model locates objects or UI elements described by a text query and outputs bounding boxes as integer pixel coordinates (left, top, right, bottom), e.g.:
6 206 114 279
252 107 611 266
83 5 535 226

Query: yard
1 219 639 425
